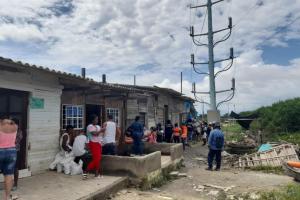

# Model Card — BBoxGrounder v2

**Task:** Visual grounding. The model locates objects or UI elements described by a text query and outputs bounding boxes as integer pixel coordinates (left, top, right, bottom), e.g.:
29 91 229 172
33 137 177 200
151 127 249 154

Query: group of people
0 116 22 200
50 114 121 179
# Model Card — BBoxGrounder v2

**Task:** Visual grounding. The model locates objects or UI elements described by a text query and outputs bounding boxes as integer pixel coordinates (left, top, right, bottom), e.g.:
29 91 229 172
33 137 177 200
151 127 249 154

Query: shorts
0 148 17 175
102 143 116 155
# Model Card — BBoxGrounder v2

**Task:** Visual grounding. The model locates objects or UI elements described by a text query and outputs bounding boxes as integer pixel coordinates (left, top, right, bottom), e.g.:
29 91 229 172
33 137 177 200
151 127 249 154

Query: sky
0 0 300 114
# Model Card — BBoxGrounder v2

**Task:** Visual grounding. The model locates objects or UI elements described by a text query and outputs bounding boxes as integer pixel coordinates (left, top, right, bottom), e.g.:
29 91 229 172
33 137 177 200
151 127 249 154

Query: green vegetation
268 132 300 146
246 165 284 175
259 184 300 200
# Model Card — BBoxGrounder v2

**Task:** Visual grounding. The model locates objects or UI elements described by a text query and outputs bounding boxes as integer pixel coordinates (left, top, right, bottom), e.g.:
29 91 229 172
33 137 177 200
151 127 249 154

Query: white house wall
0 70 62 174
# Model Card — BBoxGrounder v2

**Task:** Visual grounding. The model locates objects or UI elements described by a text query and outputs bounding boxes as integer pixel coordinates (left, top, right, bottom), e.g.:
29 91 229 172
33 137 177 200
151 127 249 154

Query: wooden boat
283 162 300 182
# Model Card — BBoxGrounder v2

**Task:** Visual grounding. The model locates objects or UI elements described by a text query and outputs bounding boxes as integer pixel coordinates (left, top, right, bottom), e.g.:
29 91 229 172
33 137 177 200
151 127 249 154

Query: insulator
230 48 234 59
190 26 194 37
232 78 235 90
191 54 195 64
228 17 232 28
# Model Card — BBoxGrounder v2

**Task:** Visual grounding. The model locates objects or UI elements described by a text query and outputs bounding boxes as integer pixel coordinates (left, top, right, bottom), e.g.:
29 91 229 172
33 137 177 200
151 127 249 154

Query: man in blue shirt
206 122 224 171
129 116 144 155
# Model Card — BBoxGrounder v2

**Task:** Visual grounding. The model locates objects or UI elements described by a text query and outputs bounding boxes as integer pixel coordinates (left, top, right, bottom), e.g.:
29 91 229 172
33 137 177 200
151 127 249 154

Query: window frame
61 104 84 130
106 108 120 126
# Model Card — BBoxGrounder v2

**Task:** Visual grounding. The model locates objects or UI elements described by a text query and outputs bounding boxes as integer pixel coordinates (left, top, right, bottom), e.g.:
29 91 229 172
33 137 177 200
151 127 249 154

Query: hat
214 121 221 127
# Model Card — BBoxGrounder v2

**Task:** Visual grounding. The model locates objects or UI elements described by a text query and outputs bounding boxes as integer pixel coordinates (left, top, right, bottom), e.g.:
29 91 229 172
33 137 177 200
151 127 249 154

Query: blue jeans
208 149 222 169
188 131 193 141
132 132 143 155
0 147 17 175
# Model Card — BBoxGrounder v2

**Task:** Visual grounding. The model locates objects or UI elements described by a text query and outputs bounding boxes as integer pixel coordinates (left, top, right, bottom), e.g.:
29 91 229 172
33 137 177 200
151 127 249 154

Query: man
207 122 224 171
186 118 194 142
164 120 173 143
102 115 121 155
72 131 89 179
129 116 144 155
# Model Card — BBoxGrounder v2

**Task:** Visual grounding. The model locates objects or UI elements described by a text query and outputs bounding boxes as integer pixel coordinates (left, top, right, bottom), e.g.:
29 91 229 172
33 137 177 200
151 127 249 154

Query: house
0 57 195 177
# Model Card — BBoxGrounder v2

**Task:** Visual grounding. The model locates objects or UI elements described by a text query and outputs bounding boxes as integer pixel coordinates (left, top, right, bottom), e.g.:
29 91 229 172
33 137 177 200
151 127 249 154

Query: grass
259 184 300 200
268 132 300 146
222 123 243 134
246 165 284 175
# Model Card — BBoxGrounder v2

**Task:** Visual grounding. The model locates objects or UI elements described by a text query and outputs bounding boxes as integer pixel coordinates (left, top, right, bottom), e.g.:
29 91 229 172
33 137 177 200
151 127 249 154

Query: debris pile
226 136 257 155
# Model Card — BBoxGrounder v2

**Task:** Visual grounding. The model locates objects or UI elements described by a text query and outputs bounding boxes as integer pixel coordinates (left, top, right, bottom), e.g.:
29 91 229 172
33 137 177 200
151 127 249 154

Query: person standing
186 119 194 142
102 115 121 155
12 118 23 191
180 123 188 150
86 115 105 177
206 122 225 171
164 120 173 143
129 116 144 155
0 116 18 200
156 123 164 143
172 123 181 143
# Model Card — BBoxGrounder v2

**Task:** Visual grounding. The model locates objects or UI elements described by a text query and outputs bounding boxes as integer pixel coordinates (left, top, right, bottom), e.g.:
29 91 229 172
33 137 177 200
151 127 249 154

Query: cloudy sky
1 0 300 114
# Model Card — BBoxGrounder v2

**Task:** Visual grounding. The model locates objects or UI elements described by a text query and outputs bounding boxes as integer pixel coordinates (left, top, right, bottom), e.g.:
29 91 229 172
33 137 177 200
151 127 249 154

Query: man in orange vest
181 123 188 150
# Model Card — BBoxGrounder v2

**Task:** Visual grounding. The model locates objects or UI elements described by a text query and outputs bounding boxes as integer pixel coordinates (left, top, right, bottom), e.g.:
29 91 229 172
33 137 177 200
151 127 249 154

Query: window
106 108 120 126
62 105 84 129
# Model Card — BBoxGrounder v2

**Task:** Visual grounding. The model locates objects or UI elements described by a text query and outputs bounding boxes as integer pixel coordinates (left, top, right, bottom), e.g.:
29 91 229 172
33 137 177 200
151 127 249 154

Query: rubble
207 190 219 196
169 171 179 176
204 184 236 192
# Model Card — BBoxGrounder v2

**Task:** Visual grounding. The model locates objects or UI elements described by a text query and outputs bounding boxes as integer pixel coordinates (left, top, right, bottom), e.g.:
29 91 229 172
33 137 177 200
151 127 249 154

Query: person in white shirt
72 131 89 179
102 115 121 155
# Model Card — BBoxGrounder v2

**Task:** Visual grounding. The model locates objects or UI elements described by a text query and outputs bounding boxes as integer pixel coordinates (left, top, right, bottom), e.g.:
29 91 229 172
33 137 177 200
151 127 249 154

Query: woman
86 115 105 178
146 127 157 144
12 118 23 191
0 116 18 200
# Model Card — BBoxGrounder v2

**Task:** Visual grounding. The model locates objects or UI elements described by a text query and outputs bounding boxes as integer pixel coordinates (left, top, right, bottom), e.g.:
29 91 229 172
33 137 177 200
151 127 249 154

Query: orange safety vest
181 126 187 138
173 127 181 136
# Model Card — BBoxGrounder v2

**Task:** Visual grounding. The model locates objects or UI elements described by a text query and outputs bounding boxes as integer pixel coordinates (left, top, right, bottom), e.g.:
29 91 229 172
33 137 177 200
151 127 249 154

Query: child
172 123 181 143
146 127 157 144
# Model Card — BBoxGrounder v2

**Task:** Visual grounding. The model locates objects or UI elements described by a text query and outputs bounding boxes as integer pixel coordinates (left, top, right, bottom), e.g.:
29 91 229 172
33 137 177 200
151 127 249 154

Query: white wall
0 69 62 174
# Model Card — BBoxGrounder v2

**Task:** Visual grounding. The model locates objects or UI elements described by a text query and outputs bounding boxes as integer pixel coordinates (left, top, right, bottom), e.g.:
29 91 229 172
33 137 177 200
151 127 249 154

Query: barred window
106 108 120 126
62 105 84 129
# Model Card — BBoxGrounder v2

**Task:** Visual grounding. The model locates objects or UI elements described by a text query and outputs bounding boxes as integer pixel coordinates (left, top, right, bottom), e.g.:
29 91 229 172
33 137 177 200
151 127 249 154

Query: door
0 88 28 169
85 104 105 127
164 105 169 124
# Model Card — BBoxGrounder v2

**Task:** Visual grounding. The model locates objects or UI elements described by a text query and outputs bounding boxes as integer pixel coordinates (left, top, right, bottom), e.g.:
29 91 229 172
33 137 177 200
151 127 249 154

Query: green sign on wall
30 97 45 109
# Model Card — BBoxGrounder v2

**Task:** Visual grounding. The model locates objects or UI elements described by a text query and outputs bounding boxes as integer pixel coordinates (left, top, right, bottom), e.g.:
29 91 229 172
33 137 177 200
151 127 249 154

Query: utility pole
190 0 236 123
180 72 183 95
134 75 136 86
207 0 217 111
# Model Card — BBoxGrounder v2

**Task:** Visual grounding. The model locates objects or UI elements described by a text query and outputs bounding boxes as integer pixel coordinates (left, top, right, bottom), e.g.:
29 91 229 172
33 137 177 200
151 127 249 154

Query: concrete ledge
80 177 128 200
102 151 161 178
144 143 183 162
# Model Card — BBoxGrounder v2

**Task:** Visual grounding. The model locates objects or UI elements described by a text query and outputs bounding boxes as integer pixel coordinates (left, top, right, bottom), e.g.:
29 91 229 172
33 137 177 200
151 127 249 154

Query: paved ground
113 143 295 200
0 172 126 200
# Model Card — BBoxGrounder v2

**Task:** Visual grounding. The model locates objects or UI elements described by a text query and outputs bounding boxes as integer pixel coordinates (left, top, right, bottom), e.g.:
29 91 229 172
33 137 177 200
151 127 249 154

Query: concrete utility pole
207 0 217 111
190 0 236 122
180 72 183 95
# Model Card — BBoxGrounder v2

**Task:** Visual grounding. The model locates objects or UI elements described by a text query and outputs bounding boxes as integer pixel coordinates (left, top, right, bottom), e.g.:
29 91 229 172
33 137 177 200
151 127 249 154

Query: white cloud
1 0 300 114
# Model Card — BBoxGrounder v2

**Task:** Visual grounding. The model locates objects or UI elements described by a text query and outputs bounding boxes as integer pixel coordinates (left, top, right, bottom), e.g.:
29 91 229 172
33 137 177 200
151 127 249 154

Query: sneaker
12 186 17 191
82 173 88 180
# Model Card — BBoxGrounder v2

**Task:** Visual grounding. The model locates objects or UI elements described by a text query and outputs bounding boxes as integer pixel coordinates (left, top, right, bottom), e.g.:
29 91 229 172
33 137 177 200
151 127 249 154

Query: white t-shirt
87 124 103 143
72 135 88 157
103 121 117 144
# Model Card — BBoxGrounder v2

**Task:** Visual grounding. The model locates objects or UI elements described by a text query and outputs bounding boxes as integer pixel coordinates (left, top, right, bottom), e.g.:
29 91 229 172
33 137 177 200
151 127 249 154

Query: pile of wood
234 144 299 168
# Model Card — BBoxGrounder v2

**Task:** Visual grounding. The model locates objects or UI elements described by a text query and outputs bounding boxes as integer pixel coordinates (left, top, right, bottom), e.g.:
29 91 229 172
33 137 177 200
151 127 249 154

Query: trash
258 144 272 152
194 157 206 162
158 196 173 200
204 184 235 192
178 173 187 177
152 188 161 192
169 171 179 176
207 190 219 196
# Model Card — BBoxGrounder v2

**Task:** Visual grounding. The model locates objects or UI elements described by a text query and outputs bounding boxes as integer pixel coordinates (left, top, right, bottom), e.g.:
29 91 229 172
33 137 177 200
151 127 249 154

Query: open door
0 88 29 169
85 104 105 127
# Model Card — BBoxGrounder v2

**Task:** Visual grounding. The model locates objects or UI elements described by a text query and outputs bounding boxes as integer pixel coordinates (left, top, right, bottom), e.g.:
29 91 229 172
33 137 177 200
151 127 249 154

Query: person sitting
172 123 181 143
72 130 89 179
60 125 74 153
146 127 157 144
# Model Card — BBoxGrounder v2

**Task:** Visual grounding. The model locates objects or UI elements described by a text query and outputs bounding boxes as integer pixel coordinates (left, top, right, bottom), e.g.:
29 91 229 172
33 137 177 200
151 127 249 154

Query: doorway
0 88 29 169
85 104 105 126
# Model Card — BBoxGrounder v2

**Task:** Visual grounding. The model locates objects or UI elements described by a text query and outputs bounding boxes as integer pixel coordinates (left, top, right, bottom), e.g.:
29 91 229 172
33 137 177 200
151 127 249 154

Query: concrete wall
102 151 161 178
144 143 183 162
0 69 62 174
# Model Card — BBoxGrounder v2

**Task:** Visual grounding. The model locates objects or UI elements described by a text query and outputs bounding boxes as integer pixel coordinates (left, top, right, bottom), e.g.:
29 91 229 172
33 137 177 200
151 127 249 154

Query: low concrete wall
102 151 161 178
144 143 183 162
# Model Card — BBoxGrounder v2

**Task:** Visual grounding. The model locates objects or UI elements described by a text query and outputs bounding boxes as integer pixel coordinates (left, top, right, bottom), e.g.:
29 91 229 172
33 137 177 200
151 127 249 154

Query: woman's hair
90 114 98 123
175 123 178 127
167 120 171 124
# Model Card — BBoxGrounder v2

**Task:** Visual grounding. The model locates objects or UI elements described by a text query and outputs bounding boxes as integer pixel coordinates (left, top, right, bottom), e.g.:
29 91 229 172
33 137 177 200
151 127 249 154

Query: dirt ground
112 143 295 200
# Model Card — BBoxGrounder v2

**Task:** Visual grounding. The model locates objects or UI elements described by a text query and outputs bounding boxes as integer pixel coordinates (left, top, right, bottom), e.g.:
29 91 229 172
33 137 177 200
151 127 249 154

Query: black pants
102 143 116 155
74 153 89 172
173 136 180 143
207 149 222 169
